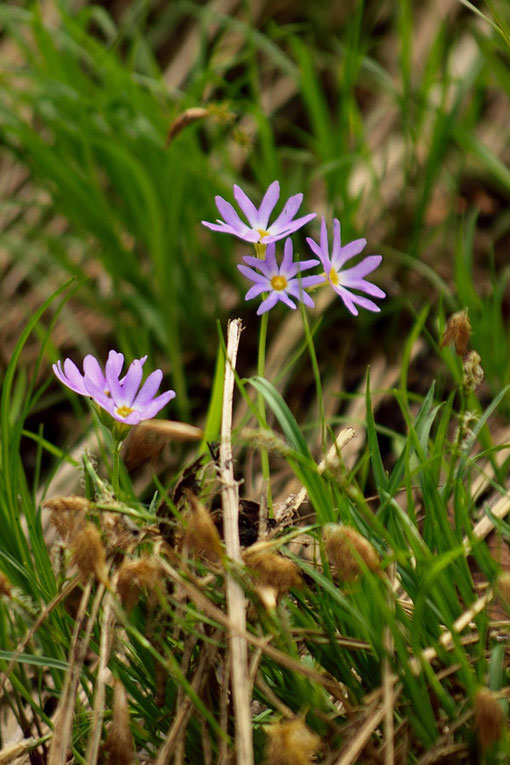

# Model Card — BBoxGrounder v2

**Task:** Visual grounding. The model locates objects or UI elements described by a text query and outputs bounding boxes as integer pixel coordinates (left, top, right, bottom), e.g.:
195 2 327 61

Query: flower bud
474 687 504 750
264 718 320 765
323 524 380 581
71 524 108 584
440 308 471 357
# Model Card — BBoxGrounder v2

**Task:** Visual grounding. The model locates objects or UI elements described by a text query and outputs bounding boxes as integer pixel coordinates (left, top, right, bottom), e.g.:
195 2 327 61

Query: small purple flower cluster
54 180 385 425
202 181 385 316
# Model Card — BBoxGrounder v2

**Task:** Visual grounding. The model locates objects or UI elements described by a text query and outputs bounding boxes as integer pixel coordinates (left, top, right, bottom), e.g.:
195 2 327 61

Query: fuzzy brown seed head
183 492 223 560
463 350 484 392
71 524 108 584
116 558 161 612
104 679 135 765
239 428 292 458
244 545 302 598
323 524 380 581
440 308 471 357
0 571 12 598
497 572 510 609
44 495 90 542
474 688 504 750
264 718 321 765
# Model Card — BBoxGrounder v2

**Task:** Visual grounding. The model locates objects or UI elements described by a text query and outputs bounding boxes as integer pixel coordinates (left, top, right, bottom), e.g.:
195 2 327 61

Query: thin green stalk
257 306 272 510
111 438 122 498
299 304 325 451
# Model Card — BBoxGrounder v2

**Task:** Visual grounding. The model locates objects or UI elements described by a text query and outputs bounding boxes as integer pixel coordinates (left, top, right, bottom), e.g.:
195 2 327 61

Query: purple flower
202 181 316 244
306 218 386 315
53 351 175 424
238 238 324 315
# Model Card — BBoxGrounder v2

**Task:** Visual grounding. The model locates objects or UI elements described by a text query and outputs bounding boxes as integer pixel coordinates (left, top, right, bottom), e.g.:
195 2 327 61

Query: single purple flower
202 181 316 244
238 238 324 315
53 351 175 424
53 350 147 397
306 217 386 315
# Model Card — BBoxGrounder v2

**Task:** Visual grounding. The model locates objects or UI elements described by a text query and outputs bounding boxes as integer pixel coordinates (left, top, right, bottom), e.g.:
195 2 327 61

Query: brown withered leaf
166 107 209 144
123 419 202 471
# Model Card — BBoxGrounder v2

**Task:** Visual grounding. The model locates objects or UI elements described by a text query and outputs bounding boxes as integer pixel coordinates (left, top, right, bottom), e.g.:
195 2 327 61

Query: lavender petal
132 369 163 407
238 264 269 285
257 181 280 228
119 360 144 406
245 283 268 300
83 355 106 389
233 185 259 226
257 291 279 315
269 193 303 230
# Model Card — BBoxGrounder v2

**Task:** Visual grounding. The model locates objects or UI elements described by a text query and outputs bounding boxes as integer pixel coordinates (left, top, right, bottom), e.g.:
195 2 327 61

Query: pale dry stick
85 591 116 765
409 590 493 675
0 575 79 696
468 492 510 545
254 674 294 720
219 318 253 765
334 693 401 765
285 427 356 517
154 635 221 765
49 581 104 765
0 735 50 764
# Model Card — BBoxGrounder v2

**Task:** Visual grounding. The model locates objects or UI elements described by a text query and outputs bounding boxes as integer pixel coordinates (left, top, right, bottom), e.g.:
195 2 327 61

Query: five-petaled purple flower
202 181 316 244
238 238 324 315
53 350 175 424
306 217 386 315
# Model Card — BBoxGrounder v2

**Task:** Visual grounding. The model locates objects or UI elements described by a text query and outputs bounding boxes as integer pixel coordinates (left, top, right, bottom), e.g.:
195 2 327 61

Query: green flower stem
300 303 326 451
255 243 272 510
112 437 122 497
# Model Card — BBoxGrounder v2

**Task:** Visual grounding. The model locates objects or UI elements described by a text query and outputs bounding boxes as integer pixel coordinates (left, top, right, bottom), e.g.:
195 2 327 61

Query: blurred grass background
1 0 509 434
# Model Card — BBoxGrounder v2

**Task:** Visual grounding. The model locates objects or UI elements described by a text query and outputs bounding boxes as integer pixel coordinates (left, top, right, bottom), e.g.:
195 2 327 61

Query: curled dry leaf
122 419 202 471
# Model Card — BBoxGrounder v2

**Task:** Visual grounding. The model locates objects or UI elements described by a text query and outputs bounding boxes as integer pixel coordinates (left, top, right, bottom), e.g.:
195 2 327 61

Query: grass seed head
323 524 380 581
474 688 504 750
440 308 471 357
497 572 510 609
45 495 90 542
183 492 223 560
0 571 12 598
264 718 321 765
116 557 161 611
104 678 135 764
243 545 302 598
71 523 108 584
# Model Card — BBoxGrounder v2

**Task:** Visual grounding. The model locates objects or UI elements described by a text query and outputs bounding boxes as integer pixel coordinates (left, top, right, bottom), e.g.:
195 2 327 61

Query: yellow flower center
257 228 270 239
270 275 287 291
329 267 340 286
116 405 134 418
